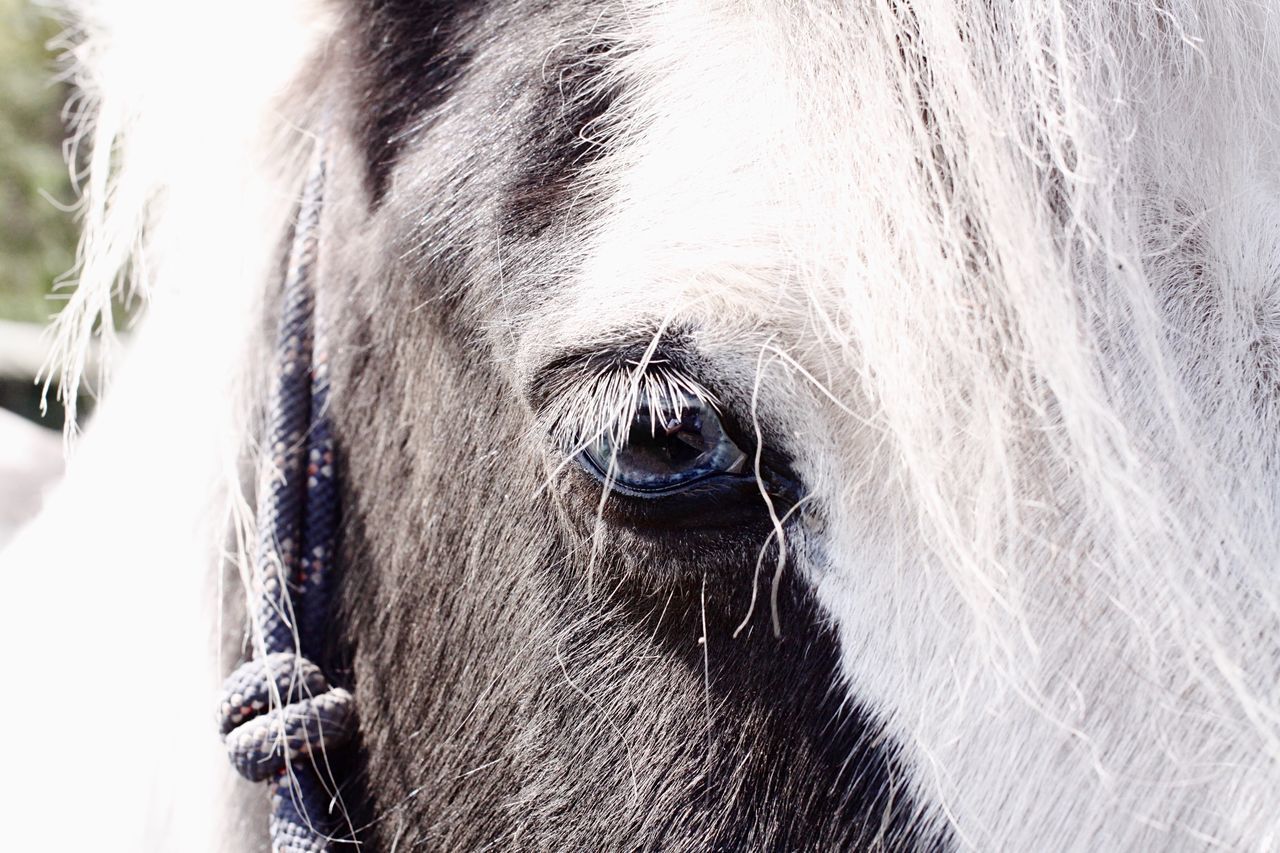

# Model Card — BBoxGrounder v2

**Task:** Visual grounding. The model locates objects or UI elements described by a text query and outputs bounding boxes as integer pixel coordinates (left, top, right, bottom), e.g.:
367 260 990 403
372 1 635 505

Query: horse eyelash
544 361 720 453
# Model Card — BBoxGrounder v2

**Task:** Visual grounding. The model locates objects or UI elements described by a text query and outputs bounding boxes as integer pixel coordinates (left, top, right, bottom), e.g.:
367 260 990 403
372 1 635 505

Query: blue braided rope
218 138 355 852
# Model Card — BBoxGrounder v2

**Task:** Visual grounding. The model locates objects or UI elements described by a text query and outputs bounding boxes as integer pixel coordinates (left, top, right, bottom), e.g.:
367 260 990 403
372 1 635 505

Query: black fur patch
501 39 626 240
348 0 480 205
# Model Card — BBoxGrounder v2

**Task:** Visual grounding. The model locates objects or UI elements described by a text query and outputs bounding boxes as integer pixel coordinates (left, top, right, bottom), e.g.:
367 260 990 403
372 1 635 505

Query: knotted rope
218 137 355 852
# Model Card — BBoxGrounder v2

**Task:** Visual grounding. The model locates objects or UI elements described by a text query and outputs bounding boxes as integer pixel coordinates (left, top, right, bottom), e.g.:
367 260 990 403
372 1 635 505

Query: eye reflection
581 396 749 497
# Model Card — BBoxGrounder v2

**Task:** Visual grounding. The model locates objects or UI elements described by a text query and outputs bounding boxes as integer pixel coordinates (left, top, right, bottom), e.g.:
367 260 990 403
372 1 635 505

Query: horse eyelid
523 334 707 416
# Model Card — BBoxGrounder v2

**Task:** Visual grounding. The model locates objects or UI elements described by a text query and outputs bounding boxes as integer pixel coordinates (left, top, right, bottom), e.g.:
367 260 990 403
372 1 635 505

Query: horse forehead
495 8 871 300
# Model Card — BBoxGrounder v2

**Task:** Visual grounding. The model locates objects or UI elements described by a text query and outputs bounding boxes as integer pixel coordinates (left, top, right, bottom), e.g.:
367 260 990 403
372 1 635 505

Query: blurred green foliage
0 0 77 324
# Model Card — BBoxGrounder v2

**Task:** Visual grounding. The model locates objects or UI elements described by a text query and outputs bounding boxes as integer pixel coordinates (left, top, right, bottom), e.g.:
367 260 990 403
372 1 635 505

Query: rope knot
219 652 355 783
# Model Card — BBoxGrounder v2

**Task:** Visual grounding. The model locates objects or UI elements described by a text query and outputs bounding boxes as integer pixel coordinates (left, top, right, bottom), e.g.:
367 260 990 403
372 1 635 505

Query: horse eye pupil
628 416 703 467
582 400 747 497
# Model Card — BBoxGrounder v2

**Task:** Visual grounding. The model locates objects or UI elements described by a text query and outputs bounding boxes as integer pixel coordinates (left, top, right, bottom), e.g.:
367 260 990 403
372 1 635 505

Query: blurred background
1 0 83 543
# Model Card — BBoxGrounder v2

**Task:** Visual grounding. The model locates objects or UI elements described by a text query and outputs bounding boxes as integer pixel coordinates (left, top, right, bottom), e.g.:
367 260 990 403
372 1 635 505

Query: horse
4 0 1280 849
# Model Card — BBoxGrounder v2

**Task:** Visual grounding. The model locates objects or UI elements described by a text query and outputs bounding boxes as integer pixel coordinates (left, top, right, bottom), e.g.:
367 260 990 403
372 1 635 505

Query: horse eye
581 397 749 497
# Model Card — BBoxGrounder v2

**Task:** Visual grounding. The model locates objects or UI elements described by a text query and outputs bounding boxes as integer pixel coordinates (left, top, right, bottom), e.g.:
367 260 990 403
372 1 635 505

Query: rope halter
217 135 356 853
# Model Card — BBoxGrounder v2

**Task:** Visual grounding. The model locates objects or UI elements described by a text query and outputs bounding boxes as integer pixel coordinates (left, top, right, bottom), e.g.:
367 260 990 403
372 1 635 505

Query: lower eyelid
578 461 751 501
